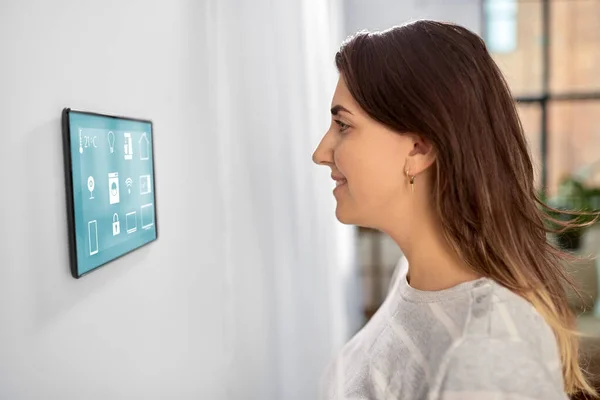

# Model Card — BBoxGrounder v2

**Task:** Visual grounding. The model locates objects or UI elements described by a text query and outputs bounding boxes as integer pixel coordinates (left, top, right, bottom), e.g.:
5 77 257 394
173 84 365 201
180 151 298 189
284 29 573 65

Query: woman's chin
336 204 378 229
335 204 355 225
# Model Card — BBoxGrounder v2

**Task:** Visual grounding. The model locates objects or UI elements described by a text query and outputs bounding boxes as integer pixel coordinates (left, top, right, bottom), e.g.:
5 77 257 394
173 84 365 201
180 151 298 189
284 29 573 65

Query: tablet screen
62 109 158 278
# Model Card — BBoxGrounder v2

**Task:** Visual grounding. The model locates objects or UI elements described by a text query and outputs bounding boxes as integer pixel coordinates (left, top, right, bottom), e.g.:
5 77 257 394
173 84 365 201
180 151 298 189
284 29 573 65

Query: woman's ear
408 135 436 174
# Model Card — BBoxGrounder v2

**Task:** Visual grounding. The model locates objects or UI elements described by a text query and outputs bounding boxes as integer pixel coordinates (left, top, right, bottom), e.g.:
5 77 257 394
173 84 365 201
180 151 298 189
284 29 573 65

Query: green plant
540 177 597 250
585 187 600 212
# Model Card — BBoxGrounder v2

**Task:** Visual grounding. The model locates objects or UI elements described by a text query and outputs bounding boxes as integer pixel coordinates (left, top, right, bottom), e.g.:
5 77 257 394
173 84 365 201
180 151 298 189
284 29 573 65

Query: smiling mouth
335 179 347 187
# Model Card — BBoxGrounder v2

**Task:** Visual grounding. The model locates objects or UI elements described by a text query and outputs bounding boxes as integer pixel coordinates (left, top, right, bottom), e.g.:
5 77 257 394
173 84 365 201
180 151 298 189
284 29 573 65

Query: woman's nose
312 133 333 166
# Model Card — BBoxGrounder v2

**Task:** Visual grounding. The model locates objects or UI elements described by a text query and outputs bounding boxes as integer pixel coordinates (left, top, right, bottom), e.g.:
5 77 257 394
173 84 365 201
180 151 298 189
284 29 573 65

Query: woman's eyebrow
330 105 354 116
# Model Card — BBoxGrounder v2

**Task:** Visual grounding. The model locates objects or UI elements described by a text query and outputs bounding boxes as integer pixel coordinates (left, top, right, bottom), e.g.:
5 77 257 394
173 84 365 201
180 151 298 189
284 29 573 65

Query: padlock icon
112 213 120 236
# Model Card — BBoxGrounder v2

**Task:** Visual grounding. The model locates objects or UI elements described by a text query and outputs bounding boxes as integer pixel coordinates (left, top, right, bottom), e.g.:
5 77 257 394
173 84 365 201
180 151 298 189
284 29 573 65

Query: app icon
141 203 154 230
139 175 151 195
79 128 84 154
108 131 115 154
139 132 150 161
112 213 121 236
88 220 98 255
124 132 133 160
87 176 95 199
108 172 120 205
126 211 137 234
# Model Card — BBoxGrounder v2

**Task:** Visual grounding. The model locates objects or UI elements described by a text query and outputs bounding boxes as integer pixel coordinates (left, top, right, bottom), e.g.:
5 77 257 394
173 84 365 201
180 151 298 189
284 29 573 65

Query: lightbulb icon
107 131 115 154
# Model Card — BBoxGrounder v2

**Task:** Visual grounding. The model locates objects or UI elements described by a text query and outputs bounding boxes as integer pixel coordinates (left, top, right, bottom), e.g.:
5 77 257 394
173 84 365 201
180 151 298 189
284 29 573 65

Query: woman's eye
335 120 349 132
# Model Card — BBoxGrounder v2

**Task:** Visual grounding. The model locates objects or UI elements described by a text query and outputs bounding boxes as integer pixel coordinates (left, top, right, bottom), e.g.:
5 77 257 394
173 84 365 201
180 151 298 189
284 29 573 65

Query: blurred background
1 0 600 399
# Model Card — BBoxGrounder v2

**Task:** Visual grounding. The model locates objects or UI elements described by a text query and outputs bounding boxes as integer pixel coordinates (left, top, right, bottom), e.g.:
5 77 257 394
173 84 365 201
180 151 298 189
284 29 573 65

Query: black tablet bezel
62 108 159 279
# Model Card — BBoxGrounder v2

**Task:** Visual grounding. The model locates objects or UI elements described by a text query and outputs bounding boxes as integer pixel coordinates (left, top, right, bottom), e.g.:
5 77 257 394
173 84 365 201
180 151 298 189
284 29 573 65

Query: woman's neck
385 215 481 291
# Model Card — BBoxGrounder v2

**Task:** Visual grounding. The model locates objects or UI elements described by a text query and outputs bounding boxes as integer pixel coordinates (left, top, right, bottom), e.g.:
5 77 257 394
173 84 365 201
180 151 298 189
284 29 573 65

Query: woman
313 21 596 400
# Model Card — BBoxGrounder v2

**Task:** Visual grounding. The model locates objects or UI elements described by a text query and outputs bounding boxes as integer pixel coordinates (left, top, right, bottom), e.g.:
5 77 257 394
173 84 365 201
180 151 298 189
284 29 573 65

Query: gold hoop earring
405 169 415 193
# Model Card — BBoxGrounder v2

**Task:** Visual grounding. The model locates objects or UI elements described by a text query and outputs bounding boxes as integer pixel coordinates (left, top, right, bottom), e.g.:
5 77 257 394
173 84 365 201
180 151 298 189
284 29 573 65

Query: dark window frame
482 0 600 193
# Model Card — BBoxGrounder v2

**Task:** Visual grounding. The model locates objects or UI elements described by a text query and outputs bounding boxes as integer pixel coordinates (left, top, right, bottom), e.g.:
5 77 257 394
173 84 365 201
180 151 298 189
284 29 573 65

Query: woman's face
312 76 418 228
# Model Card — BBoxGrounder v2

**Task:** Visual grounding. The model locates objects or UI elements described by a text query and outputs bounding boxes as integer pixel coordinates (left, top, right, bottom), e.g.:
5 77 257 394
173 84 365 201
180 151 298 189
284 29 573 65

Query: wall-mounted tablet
62 108 158 278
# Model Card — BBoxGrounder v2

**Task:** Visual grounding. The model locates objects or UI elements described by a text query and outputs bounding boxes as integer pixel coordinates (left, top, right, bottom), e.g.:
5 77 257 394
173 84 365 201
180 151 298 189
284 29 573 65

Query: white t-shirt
319 256 568 400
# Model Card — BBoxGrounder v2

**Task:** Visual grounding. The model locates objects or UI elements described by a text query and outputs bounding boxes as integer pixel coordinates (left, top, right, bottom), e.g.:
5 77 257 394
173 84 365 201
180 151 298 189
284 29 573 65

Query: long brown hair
335 20 596 397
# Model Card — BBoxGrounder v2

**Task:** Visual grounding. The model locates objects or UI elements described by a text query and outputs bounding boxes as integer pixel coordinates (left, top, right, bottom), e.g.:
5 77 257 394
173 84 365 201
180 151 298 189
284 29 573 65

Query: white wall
344 0 482 36
0 1 351 399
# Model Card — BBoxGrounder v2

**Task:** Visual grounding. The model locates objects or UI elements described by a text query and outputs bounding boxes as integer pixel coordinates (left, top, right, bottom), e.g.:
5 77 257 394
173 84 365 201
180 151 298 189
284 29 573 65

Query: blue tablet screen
65 110 158 277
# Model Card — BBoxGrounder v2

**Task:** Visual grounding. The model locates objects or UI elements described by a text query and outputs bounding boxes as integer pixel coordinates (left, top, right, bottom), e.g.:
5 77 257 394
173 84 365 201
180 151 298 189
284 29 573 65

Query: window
485 0 542 96
549 102 600 195
550 0 600 94
484 0 518 53
484 0 600 194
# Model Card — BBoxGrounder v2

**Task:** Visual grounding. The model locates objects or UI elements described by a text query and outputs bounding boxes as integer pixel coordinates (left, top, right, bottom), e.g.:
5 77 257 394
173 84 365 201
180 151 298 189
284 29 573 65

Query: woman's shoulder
428 332 568 399
482 280 557 343
428 281 566 398
450 279 565 382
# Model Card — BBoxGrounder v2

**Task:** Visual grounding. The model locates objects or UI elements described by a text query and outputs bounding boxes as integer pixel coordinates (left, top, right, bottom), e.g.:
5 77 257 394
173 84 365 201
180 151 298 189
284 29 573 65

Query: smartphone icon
88 220 98 255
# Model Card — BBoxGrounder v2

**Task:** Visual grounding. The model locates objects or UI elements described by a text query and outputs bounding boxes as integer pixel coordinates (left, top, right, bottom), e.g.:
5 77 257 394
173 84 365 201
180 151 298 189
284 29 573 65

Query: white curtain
206 0 359 399
0 0 357 398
